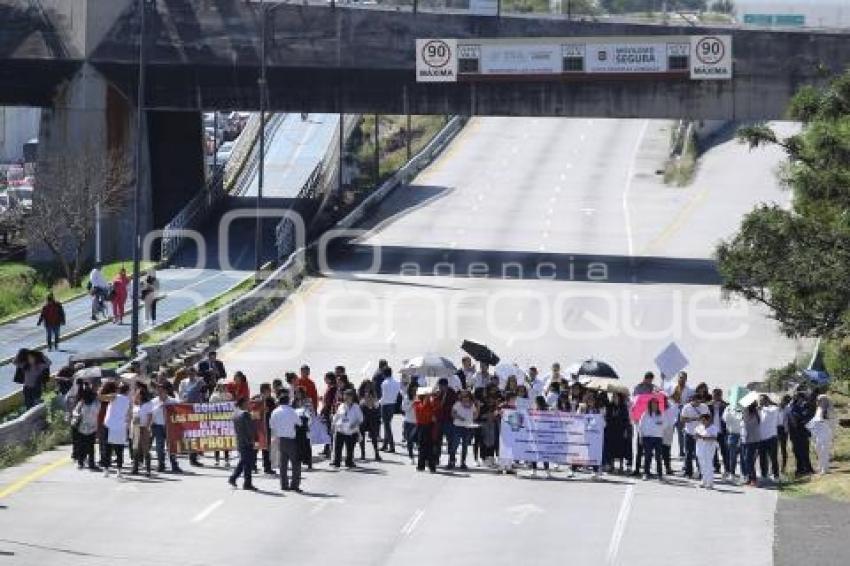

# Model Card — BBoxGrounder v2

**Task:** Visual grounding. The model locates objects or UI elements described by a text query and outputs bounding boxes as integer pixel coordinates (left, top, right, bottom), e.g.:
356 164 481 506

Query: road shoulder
775 494 850 566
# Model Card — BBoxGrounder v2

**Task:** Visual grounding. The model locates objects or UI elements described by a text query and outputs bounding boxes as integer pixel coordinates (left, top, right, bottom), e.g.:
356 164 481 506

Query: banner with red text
165 401 267 453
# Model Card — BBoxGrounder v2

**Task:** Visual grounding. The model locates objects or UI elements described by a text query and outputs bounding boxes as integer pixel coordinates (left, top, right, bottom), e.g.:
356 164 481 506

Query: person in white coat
806 394 835 475
661 396 679 476
694 413 719 489
102 382 131 477
331 389 364 468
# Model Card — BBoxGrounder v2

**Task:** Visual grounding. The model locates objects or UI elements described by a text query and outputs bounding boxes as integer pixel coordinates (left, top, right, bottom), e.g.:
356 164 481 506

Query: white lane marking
192 499 224 523
622 120 649 257
506 336 516 347
386 331 397 344
401 509 425 536
606 486 634 566
506 503 544 525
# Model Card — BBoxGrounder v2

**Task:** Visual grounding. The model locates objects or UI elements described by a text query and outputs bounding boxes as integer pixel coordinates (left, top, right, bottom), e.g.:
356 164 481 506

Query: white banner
480 44 561 75
585 43 667 73
499 409 605 466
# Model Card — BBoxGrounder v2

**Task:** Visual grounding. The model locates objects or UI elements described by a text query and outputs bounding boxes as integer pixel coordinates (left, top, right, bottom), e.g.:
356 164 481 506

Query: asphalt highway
0 117 798 565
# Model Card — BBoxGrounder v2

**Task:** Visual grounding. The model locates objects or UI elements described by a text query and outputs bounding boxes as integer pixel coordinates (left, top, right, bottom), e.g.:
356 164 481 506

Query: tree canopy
717 71 850 338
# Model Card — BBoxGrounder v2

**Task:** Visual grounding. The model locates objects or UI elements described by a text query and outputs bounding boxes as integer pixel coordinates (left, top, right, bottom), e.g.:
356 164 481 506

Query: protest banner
499 409 604 466
165 401 268 453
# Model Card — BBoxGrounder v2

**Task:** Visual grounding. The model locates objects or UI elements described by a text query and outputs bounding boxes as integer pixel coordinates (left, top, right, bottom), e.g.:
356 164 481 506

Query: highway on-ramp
0 117 796 565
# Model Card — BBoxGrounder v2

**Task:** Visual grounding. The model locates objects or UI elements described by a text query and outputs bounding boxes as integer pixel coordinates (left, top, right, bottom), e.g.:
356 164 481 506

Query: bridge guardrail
0 403 47 448
131 115 465 374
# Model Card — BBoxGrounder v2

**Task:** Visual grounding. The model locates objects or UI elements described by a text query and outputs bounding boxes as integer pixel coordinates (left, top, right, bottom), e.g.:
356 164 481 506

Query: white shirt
545 391 559 409
402 397 417 424
104 394 130 430
150 396 174 426
664 381 694 404
662 404 679 445
759 405 780 440
135 401 154 427
639 412 665 438
89 268 108 290
528 377 545 400
695 423 719 449
471 372 490 390
680 402 709 435
270 405 299 439
380 376 401 406
452 401 476 428
333 403 364 435
723 409 743 435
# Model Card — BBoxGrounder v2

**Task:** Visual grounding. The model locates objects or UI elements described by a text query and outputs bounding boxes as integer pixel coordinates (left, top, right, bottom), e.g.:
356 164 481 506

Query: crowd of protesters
52 352 837 492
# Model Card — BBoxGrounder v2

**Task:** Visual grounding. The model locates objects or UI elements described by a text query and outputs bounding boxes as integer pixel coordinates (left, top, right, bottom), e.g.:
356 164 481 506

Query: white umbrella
400 354 457 380
565 362 582 376
494 362 527 389
738 391 760 408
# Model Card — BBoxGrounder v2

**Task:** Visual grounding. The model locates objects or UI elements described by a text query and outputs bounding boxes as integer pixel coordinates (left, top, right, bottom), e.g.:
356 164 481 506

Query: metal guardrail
0 403 47 448
231 113 287 197
160 166 226 262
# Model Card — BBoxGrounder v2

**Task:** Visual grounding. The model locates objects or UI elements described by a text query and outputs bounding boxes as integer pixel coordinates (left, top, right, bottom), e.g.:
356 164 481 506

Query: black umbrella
461 340 500 366
577 359 619 379
68 349 129 366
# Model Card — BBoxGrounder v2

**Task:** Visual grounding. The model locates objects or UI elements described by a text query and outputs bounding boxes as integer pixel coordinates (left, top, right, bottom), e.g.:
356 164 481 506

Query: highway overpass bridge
2 0 847 259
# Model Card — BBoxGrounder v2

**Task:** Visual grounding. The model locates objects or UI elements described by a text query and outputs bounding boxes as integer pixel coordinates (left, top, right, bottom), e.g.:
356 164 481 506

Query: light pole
130 0 147 357
255 0 267 275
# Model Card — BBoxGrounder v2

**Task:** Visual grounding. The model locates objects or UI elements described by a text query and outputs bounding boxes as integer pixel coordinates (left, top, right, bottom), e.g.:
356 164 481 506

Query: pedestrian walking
413 387 438 472
88 264 108 321
379 367 400 453
806 394 835 475
102 382 131 478
228 397 257 490
661 394 679 475
331 389 363 468
741 402 761 486
292 387 313 471
111 267 129 324
359 391 382 461
295 365 319 412
130 386 154 476
723 404 743 481
15 349 50 409
694 413 719 489
788 391 815 477
270 391 301 492
140 270 160 326
72 386 100 470
150 382 182 473
209 383 232 468
638 397 665 481
680 396 709 478
449 389 477 470
758 394 781 481
401 382 418 464
37 293 65 350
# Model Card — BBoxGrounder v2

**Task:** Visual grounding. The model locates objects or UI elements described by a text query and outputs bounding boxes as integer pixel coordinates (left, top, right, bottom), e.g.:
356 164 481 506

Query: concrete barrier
0 403 47 448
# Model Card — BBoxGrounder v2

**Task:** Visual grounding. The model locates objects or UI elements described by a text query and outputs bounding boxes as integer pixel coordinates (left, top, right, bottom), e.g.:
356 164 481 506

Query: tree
27 146 132 287
716 70 850 338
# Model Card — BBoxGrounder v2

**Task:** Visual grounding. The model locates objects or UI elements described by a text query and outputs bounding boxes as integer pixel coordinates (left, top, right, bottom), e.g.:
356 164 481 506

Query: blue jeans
45 325 60 349
380 404 395 450
726 433 741 476
742 442 758 482
449 426 472 466
152 423 179 471
403 422 417 460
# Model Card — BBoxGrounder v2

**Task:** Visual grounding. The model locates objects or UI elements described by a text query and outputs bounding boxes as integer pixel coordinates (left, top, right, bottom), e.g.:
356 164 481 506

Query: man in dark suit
228 397 257 490
198 351 227 382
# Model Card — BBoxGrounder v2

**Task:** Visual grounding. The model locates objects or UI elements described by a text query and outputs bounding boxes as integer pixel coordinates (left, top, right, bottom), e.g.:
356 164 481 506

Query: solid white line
606 486 634 566
401 509 425 536
622 120 649 257
191 499 224 523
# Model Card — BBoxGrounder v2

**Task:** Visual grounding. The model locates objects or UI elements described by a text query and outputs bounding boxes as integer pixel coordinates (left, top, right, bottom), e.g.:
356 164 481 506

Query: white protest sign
499 409 604 466
416 39 458 83
654 341 689 381
690 35 733 79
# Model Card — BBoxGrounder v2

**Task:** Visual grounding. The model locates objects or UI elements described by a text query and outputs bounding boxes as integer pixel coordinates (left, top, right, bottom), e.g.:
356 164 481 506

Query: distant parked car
215 141 235 165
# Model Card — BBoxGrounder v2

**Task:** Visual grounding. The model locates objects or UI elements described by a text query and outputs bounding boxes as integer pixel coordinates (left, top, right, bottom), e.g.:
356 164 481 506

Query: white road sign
416 39 458 83
690 35 733 79
585 43 667 73
480 44 562 75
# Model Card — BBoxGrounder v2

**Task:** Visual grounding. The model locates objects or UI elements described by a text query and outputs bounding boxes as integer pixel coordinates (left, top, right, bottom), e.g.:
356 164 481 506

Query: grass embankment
664 125 698 187
0 391 71 470
138 276 257 347
781 385 850 501
349 115 447 193
0 260 155 322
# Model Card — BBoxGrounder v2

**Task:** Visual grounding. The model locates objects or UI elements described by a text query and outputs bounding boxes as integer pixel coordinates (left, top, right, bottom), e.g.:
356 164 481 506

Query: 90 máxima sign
416 39 457 83
690 35 732 80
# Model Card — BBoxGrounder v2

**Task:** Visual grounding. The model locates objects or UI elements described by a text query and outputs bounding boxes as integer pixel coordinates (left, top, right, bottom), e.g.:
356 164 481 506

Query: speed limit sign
416 39 458 83
690 35 732 80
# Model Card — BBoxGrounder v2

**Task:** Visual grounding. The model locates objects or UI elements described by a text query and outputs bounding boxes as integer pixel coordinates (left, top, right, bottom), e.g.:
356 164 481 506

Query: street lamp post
130 0 147 357
255 1 269 275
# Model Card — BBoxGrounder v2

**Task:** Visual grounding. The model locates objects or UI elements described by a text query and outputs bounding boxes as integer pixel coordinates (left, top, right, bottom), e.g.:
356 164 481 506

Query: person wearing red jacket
111 267 129 324
413 388 439 472
295 364 319 411
37 293 66 351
